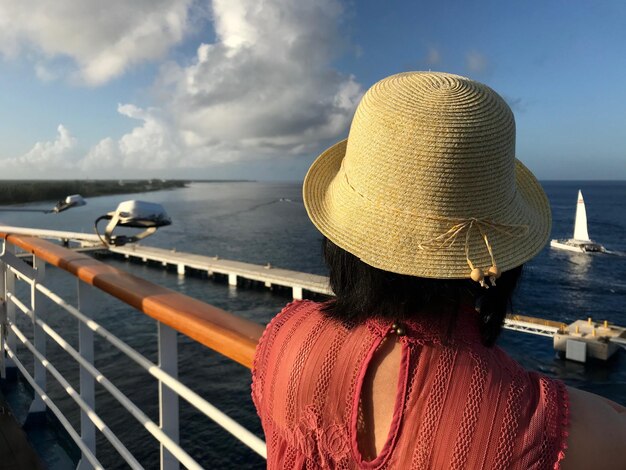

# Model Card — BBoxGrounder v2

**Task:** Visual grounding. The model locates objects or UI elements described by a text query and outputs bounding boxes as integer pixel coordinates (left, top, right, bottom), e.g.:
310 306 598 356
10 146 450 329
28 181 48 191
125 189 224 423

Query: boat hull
550 239 606 253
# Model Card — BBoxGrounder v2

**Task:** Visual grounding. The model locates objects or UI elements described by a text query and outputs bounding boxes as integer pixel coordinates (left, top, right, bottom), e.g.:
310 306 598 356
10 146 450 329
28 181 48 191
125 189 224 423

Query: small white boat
550 190 606 253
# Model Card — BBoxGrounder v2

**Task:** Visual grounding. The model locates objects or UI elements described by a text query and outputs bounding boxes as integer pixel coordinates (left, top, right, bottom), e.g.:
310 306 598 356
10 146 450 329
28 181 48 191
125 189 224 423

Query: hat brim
303 139 551 278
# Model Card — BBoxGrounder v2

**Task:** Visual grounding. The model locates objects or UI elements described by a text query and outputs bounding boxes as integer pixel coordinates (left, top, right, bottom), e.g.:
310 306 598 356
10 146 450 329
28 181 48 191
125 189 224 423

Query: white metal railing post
158 322 180 470
2 242 17 379
29 255 47 415
77 280 97 470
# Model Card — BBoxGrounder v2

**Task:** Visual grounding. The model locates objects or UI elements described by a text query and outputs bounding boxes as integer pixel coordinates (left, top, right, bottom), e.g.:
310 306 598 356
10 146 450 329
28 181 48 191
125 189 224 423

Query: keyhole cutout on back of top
354 332 409 463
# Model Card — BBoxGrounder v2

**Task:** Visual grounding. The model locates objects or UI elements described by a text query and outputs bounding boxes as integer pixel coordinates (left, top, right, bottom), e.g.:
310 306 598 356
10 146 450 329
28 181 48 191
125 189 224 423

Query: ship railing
0 233 266 469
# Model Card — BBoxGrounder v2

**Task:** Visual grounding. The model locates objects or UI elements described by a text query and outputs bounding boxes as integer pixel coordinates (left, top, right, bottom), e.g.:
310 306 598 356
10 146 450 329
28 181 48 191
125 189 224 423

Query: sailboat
550 190 606 253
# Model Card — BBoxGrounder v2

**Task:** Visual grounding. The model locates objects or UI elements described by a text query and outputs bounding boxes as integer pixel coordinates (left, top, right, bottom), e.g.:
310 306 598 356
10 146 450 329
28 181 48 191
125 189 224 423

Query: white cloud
79 0 363 172
466 50 488 74
426 47 441 66
0 0 196 85
2 0 363 175
81 104 182 171
3 125 79 176
80 138 120 171
34 63 59 82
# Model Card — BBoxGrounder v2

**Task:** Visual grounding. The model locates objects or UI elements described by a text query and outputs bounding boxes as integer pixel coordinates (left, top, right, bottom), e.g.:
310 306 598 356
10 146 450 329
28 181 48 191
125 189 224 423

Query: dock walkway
503 314 567 337
109 245 332 300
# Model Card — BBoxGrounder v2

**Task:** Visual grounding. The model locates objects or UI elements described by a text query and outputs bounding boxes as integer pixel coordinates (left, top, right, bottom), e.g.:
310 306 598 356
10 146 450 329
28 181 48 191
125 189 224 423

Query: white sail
573 190 591 241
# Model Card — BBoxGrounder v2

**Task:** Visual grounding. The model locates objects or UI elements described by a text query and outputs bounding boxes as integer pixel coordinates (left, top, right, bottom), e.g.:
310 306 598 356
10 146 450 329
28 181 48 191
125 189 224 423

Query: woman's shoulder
278 299 324 317
267 300 326 332
251 300 326 406
560 386 626 470
479 355 626 470
255 299 320 348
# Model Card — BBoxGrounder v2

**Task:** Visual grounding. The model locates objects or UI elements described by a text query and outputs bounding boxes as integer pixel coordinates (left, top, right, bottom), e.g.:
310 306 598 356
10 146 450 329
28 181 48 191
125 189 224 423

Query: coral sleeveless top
252 300 569 469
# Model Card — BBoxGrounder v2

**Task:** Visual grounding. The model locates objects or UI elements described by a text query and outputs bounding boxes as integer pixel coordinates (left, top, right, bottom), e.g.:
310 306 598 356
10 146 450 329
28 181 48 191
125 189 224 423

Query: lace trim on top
554 380 570 469
365 304 483 347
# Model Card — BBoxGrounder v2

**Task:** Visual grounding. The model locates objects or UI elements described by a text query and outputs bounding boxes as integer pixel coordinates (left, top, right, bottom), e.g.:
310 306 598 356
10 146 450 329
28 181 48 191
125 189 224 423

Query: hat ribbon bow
417 217 529 288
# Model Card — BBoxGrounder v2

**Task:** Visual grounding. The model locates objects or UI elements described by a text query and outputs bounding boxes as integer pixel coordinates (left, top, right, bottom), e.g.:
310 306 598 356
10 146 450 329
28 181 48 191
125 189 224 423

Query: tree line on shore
0 180 188 205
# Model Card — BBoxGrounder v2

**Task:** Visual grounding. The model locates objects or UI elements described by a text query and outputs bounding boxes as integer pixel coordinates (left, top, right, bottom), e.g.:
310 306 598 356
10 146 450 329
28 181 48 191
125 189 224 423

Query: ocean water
1 181 625 469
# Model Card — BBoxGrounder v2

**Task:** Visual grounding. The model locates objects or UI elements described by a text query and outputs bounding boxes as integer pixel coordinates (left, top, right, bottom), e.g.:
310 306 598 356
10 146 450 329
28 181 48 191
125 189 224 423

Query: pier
503 314 567 337
108 244 332 300
553 318 626 362
503 314 626 362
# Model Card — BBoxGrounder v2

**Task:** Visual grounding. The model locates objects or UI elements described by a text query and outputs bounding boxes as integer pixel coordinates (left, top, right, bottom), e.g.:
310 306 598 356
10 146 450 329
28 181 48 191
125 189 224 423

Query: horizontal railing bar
1 233 263 369
0 226 102 243
7 264 36 285
8 322 142 469
5 294 203 470
3 344 104 470
33 283 268 458
7 292 31 318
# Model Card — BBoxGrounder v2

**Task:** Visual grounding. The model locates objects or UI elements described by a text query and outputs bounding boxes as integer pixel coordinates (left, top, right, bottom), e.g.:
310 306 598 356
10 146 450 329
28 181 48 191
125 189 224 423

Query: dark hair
321 238 522 346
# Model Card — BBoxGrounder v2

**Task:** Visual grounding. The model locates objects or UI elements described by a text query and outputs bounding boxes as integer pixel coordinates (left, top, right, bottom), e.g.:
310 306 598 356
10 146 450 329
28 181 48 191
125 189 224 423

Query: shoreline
0 179 189 206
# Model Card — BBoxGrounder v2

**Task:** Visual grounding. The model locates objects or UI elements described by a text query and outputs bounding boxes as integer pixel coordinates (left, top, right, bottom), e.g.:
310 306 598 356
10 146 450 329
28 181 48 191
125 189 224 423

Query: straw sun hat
303 71 551 285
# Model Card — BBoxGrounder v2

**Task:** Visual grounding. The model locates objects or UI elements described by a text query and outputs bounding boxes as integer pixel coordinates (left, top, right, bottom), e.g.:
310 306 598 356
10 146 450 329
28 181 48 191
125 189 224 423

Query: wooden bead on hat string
465 221 502 289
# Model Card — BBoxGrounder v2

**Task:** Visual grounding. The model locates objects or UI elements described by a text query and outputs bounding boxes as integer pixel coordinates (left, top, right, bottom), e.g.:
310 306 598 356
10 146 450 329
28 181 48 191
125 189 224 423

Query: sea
1 180 625 469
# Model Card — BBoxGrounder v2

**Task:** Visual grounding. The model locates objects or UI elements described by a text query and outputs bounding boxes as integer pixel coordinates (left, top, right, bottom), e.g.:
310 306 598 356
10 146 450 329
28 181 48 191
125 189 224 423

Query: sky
0 0 625 181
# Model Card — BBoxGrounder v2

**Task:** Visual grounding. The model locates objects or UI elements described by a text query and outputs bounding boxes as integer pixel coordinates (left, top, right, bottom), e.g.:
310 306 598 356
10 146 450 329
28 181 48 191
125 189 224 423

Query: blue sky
0 0 625 180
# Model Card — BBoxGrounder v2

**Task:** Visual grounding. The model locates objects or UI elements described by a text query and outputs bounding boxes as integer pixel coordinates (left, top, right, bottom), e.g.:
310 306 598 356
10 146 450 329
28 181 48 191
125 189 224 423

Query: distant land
189 179 256 183
0 180 189 205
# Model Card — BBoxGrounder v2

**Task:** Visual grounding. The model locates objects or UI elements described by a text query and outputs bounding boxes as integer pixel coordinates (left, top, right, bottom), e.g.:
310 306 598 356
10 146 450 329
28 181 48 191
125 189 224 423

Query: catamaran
550 190 606 253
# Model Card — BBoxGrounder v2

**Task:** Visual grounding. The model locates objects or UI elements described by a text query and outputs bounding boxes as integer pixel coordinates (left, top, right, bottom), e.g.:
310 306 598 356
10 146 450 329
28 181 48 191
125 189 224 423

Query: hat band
341 165 518 221
418 217 529 288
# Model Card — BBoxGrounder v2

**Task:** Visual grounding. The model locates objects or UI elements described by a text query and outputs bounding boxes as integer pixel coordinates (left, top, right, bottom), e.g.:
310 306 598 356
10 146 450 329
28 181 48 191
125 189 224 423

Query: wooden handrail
1 233 264 369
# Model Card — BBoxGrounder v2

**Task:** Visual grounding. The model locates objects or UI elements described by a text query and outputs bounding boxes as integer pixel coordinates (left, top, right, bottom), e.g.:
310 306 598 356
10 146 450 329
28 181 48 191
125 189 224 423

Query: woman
251 72 626 469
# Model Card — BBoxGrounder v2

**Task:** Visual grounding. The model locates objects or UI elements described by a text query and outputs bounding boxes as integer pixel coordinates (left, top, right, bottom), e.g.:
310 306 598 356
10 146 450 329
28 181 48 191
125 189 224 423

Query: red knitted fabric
252 301 569 469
